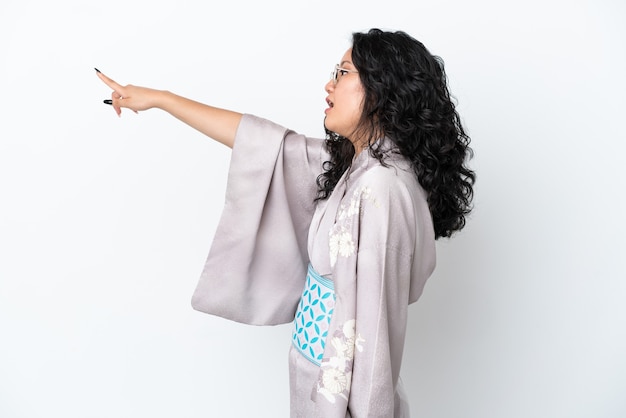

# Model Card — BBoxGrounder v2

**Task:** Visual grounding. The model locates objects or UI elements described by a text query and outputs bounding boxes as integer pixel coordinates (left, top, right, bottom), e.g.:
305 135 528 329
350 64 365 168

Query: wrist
153 89 174 110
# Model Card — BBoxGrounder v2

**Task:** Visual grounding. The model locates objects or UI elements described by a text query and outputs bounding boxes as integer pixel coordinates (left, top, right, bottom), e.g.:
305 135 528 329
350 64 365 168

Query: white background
1 0 625 417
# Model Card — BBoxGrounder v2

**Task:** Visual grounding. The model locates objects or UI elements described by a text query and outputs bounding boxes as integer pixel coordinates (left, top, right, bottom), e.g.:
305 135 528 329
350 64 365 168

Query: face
324 48 365 151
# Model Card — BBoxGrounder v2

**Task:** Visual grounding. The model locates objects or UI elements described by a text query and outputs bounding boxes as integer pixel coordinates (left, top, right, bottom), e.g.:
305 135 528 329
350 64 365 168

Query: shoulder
356 152 426 206
351 151 432 236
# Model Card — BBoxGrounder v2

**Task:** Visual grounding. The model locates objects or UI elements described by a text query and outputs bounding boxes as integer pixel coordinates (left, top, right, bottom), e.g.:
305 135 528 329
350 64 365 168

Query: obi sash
291 264 336 366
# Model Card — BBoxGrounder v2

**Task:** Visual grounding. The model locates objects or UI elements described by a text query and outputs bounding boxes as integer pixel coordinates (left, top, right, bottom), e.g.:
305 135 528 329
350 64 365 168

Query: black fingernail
94 67 101 73
103 99 113 105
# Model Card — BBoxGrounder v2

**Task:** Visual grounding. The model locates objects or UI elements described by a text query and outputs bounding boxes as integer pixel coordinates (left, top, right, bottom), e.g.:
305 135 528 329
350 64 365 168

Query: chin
323 118 336 135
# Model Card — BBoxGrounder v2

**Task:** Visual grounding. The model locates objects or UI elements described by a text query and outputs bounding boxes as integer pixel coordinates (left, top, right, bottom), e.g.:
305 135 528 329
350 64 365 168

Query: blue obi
291 264 336 366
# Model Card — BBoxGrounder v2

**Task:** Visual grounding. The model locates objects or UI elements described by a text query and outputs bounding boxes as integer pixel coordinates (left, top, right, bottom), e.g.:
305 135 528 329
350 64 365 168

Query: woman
97 28 475 417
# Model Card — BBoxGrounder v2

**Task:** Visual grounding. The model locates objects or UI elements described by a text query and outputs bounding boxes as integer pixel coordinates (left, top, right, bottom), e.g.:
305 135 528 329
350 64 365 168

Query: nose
325 79 334 93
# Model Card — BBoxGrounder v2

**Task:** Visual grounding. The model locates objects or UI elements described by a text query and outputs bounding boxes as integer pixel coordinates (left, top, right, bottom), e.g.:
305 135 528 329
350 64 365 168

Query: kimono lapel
310 152 371 416
307 168 350 278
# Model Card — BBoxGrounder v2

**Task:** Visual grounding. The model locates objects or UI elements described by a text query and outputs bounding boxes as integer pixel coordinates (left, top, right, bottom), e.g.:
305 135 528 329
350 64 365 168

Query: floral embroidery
337 186 373 221
317 319 365 403
329 228 355 267
329 186 376 267
319 184 374 403
321 367 348 394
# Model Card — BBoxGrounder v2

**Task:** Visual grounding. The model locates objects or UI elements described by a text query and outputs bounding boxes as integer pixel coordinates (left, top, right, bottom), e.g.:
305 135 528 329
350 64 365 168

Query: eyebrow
339 60 353 67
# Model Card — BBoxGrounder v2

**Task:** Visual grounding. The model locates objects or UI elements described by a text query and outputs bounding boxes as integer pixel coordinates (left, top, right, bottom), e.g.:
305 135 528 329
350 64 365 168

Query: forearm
156 90 242 148
96 70 241 148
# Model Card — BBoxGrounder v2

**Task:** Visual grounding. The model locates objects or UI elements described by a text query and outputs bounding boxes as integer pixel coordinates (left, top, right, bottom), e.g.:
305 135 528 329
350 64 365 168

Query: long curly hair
316 28 476 239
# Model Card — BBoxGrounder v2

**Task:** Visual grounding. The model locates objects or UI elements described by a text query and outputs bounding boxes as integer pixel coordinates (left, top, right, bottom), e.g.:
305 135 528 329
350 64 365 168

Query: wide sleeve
191 114 326 325
350 174 435 416
350 173 435 416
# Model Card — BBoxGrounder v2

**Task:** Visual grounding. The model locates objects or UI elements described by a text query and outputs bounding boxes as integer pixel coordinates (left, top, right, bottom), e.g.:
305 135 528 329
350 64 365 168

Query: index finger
95 69 124 93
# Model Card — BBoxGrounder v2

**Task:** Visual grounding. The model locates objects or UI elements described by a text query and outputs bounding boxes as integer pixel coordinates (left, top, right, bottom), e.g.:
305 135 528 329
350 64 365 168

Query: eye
338 69 349 78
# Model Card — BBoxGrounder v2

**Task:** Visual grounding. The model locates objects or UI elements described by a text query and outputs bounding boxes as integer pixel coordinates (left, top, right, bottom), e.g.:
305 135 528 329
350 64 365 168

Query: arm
95 70 241 148
347 171 434 416
191 115 325 325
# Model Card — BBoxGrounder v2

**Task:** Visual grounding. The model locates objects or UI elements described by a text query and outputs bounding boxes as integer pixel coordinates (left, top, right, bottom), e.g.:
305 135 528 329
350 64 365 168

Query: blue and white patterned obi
292 264 336 366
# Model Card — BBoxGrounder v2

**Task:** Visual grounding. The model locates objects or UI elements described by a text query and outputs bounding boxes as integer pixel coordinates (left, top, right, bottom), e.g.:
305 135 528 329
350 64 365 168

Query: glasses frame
330 64 358 84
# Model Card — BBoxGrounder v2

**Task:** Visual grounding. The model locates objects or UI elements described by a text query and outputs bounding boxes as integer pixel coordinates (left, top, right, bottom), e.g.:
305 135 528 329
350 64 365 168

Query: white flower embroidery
317 319 365 404
328 228 355 267
322 368 348 394
327 337 349 369
330 185 378 267
342 320 356 338
338 186 373 221
339 319 364 359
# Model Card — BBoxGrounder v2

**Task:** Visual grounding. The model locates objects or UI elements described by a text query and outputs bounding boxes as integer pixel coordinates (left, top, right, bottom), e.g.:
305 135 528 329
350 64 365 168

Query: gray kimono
192 115 436 417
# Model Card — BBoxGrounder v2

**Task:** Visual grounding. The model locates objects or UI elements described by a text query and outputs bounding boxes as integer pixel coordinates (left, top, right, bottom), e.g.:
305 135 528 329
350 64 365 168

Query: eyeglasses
330 64 358 84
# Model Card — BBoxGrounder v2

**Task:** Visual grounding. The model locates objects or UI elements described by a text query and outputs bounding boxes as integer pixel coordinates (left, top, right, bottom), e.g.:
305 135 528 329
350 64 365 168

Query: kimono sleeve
191 114 326 325
349 173 434 416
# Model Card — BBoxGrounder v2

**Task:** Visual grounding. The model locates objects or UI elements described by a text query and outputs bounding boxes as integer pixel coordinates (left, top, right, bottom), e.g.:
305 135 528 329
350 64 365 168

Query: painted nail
94 68 101 73
103 99 113 105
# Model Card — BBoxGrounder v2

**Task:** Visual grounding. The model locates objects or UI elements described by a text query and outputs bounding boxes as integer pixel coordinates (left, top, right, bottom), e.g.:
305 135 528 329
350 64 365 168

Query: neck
349 134 367 156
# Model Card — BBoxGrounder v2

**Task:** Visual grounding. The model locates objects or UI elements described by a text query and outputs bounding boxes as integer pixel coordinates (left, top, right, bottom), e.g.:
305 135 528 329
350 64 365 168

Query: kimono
191 115 436 417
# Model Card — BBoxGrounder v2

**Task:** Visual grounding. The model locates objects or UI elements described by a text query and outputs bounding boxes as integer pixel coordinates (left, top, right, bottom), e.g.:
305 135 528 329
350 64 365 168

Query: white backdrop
1 0 625 417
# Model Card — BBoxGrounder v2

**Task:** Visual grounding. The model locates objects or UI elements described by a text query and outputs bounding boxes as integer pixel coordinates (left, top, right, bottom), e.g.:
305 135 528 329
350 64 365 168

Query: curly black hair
316 28 475 239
